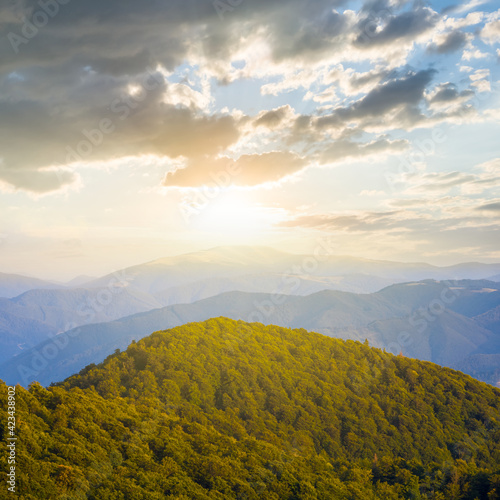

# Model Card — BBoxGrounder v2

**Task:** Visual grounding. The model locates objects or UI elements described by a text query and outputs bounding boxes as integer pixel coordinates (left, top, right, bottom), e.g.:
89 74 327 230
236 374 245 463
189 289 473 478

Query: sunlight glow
194 192 274 236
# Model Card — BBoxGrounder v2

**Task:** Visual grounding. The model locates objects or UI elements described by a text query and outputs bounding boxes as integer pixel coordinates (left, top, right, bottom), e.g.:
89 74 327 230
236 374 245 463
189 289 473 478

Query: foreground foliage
1 317 500 499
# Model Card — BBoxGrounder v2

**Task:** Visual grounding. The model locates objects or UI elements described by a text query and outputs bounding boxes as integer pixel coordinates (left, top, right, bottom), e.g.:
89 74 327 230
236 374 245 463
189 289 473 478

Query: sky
0 0 499 280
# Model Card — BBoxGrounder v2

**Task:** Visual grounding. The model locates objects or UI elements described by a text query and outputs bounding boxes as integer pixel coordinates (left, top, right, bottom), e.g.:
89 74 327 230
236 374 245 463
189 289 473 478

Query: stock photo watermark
248 237 337 324
383 280 462 357
219 236 337 358
6 385 17 494
7 0 71 54
213 0 243 21
385 77 498 190
178 162 243 224
64 67 164 164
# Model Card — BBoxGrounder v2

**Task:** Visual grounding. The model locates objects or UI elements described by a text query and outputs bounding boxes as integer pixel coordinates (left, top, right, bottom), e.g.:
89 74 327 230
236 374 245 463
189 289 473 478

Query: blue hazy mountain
2 280 499 388
0 271 62 298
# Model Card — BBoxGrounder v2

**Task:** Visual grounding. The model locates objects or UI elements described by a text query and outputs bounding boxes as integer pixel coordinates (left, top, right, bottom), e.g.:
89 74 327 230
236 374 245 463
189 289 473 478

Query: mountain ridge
3 280 500 387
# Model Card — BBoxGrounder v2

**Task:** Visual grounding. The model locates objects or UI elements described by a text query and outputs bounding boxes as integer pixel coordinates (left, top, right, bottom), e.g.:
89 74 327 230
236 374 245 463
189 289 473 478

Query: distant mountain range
85 246 500 295
2 246 500 387
2 279 499 387
0 287 165 364
1 245 499 331
4 246 500 300
0 271 62 298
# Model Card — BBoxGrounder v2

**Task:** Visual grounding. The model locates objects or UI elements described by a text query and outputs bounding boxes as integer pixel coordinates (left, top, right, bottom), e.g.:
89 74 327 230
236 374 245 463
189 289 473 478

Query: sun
194 191 268 236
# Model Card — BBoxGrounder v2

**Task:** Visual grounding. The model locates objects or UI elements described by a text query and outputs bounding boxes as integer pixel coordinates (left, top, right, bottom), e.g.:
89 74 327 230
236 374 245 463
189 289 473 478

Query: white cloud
462 48 490 60
401 159 500 196
162 82 212 111
481 19 500 44
453 0 489 15
470 68 491 92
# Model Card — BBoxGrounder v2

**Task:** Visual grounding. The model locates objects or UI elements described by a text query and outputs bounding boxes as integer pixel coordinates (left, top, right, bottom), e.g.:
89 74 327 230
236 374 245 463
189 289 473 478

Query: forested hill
2 318 500 499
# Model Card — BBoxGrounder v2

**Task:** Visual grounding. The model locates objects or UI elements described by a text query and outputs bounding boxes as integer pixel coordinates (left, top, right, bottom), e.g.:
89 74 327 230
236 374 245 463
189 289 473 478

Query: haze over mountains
4 246 500 299
0 272 62 299
2 279 500 388
84 246 500 295
1 246 500 388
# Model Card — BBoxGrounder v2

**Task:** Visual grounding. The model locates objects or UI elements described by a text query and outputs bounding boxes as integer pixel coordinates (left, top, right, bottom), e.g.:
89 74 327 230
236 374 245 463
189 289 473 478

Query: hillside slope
2 286 164 332
1 318 500 499
0 310 58 363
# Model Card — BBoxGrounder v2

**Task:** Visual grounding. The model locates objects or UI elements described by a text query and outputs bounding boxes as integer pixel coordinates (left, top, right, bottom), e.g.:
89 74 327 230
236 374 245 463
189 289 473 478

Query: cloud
319 138 409 164
426 83 474 109
0 67 243 192
469 68 491 93
0 165 80 195
476 201 500 212
451 0 489 15
253 105 295 129
477 158 500 174
400 159 500 196
277 202 500 262
354 6 439 48
162 82 212 111
280 210 404 232
322 65 393 97
163 151 308 187
261 68 325 96
0 0 496 195
342 67 392 93
481 19 500 44
347 69 435 117
405 171 478 192
427 30 468 53
267 5 350 63
315 69 436 131
462 47 490 60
